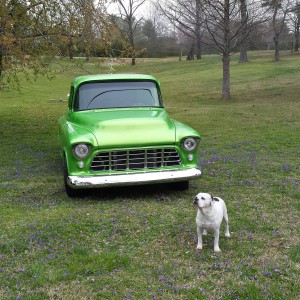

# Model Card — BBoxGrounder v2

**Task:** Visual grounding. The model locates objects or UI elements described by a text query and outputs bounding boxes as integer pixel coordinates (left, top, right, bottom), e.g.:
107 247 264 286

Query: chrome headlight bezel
182 137 199 152
73 143 91 159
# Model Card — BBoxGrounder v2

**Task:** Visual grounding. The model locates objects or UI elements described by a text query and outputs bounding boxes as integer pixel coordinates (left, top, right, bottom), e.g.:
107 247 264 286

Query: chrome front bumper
68 168 201 189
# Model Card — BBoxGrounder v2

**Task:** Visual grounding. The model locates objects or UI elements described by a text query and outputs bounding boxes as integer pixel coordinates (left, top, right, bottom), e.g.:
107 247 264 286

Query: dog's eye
201 197 205 200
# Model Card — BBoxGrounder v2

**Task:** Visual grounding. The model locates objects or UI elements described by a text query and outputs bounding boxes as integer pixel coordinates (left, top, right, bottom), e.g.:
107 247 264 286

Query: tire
63 156 84 198
171 181 190 190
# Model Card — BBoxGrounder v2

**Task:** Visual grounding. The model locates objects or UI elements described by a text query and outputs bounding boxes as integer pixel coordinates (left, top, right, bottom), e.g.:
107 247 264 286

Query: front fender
173 120 201 143
58 116 98 170
173 120 201 166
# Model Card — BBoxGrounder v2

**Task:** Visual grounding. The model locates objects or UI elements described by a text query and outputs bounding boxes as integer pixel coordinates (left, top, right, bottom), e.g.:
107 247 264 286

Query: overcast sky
106 0 151 18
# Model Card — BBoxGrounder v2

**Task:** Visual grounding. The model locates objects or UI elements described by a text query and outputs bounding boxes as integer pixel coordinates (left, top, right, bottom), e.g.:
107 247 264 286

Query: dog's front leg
213 228 221 252
196 226 203 250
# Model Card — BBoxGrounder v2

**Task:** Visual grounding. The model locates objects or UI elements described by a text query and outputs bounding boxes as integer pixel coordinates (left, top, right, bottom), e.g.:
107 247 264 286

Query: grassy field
0 51 299 299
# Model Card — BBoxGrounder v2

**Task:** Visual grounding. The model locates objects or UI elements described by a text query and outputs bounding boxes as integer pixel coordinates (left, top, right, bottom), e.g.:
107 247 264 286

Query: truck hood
73 108 176 148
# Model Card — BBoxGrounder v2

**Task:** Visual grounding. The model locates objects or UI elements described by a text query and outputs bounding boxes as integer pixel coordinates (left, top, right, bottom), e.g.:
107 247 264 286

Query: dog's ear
210 194 220 202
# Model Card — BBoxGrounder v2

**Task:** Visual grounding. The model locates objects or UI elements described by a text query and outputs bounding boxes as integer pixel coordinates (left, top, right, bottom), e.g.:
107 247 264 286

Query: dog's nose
193 197 198 205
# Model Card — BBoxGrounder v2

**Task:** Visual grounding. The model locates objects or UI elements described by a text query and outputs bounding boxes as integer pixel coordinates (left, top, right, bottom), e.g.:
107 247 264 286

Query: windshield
75 81 162 111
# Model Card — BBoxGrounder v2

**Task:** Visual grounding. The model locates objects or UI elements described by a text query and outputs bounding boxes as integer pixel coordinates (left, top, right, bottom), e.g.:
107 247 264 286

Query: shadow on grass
68 183 189 203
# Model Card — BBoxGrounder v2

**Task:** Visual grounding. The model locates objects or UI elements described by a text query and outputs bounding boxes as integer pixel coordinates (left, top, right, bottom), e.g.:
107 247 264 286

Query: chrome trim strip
68 168 201 189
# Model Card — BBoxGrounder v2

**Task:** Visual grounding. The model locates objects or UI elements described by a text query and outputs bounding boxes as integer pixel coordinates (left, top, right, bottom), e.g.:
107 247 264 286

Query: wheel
171 181 190 190
63 156 84 198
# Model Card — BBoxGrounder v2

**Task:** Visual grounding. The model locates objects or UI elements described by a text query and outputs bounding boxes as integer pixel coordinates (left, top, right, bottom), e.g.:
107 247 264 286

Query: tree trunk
222 0 231 100
271 2 280 62
294 19 299 52
239 43 248 63
131 56 136 66
68 38 74 60
187 42 195 60
195 0 202 60
128 22 136 66
274 34 280 62
83 0 93 62
239 0 248 63
196 37 202 60
222 53 230 100
0 48 3 78
85 52 90 61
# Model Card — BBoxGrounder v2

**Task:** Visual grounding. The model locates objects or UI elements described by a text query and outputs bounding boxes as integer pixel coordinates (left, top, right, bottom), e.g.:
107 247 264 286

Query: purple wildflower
274 269 281 275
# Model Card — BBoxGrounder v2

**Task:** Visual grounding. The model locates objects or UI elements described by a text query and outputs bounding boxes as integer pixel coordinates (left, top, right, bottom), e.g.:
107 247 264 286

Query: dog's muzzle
193 197 198 206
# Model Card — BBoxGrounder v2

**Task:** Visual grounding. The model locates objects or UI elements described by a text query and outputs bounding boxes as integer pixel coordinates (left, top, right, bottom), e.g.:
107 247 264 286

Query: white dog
193 193 230 252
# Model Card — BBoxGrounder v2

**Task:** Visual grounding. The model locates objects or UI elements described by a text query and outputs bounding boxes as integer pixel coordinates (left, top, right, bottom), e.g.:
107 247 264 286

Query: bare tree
202 0 265 99
157 0 204 60
262 0 293 61
157 0 266 99
202 0 238 99
113 0 147 65
289 1 300 52
142 19 158 56
141 2 172 57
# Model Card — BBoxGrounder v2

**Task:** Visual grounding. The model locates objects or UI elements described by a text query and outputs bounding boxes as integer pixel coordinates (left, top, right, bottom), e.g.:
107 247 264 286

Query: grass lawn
0 51 299 299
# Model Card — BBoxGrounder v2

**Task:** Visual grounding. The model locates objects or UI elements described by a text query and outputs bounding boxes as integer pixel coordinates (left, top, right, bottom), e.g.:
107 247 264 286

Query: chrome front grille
90 148 181 172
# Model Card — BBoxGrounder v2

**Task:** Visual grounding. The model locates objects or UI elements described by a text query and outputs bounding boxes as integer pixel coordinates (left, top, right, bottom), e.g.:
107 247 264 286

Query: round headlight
73 144 90 159
182 137 198 151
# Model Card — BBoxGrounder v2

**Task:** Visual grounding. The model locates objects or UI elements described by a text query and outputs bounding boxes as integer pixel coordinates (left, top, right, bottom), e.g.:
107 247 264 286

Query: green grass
0 51 299 299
